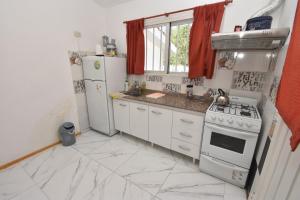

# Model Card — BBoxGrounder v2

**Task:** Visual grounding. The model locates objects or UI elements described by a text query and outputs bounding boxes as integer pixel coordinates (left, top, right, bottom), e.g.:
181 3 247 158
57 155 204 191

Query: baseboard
0 132 81 171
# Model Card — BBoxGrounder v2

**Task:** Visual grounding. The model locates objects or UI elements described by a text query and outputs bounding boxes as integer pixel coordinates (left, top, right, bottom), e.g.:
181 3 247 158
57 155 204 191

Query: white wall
105 0 282 100
0 0 106 165
106 0 281 54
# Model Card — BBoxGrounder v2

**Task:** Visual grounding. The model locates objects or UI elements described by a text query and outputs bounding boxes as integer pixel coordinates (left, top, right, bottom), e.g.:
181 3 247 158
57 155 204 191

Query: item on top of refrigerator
186 84 193 99
102 35 118 56
246 16 273 30
234 25 243 32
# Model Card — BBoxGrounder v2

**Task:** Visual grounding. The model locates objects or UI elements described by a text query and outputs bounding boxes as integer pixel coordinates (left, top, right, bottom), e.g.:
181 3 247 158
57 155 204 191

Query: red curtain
188 2 225 79
276 1 300 151
126 19 145 75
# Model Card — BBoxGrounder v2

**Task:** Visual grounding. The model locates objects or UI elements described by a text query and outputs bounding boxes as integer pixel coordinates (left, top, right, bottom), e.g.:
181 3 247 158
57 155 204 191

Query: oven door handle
202 155 248 172
205 123 257 138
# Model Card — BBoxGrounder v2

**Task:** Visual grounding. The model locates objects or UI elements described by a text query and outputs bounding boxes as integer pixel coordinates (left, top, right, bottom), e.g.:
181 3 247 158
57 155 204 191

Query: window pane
160 26 167 71
169 22 191 73
145 25 167 72
146 28 154 70
169 25 178 72
153 27 161 71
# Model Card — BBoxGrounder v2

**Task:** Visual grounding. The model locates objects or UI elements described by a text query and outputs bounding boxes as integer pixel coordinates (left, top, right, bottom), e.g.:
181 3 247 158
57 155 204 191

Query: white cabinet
171 138 200 158
113 100 130 133
113 99 205 161
171 111 204 159
130 102 149 140
172 111 204 146
149 106 173 149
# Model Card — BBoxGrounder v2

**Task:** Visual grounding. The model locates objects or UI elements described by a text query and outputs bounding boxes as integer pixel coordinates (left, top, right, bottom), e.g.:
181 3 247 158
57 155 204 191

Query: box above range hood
211 28 290 50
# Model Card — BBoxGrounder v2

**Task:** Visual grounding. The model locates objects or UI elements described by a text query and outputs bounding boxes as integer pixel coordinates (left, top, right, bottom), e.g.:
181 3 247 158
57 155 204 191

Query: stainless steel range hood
211 28 290 50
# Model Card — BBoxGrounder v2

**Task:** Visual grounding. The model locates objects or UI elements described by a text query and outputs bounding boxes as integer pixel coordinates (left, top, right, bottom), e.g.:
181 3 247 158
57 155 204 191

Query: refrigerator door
82 56 106 81
85 80 110 134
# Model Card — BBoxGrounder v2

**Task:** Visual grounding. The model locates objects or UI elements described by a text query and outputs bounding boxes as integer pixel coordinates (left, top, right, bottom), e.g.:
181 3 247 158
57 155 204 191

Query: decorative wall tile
146 75 163 82
162 83 181 93
69 52 82 65
231 71 266 92
73 80 85 94
182 77 204 86
269 76 280 104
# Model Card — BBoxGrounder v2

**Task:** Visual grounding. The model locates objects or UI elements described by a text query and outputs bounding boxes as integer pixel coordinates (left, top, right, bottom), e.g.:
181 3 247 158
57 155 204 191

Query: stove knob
211 116 217 121
218 117 224 122
237 121 244 127
227 119 234 124
246 123 252 128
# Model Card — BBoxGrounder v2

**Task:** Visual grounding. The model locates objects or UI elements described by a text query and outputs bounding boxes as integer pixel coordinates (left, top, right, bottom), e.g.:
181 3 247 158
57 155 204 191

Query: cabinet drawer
130 102 148 140
113 100 130 133
171 138 200 159
172 129 202 146
173 111 204 132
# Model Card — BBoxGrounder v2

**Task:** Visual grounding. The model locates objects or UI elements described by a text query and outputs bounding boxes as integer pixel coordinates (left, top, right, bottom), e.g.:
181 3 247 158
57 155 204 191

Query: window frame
144 19 192 75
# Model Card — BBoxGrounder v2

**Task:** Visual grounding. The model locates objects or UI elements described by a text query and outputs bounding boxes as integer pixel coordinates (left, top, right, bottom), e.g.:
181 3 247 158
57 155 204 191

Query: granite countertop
120 89 213 113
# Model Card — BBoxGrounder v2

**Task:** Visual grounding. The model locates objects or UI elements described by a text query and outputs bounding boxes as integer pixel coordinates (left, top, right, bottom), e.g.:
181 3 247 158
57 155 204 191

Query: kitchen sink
124 89 142 97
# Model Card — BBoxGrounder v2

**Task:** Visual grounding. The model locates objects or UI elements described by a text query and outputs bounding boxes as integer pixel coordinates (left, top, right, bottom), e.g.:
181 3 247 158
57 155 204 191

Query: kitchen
0 0 300 200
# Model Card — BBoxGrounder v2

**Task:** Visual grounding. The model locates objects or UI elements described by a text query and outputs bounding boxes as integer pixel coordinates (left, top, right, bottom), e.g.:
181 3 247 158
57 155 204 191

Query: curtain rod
123 0 233 24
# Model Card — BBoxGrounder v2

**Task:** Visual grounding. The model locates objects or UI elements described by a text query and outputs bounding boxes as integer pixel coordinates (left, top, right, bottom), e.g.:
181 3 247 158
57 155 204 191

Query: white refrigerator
82 56 126 136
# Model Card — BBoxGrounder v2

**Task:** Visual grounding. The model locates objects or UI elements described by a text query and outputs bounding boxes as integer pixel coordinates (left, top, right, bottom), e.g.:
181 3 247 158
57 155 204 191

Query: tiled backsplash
231 71 266 92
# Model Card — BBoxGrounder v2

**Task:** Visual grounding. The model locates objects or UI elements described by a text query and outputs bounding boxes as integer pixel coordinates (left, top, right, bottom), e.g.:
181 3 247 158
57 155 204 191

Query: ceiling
94 0 135 7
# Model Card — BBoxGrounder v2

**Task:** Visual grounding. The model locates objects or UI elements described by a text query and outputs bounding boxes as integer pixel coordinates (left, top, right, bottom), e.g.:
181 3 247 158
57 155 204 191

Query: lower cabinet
113 100 130 133
113 99 204 160
149 106 173 149
129 102 148 140
171 138 200 158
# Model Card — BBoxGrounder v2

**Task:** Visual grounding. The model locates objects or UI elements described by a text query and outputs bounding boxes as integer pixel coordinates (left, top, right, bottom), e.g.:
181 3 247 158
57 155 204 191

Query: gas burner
240 111 251 117
217 106 225 112
241 105 250 110
209 101 259 119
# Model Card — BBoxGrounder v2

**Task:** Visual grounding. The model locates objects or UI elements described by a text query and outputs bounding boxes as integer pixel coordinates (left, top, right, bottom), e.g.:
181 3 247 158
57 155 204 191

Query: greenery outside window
144 19 192 74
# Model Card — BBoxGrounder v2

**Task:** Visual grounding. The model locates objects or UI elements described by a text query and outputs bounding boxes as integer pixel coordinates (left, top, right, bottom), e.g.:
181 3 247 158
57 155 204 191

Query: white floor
0 131 246 200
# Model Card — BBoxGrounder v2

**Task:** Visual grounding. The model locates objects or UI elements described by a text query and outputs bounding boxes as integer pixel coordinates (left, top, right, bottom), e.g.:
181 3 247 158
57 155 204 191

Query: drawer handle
178 145 191 152
151 110 162 115
179 132 192 138
180 119 194 124
137 107 146 111
119 103 127 107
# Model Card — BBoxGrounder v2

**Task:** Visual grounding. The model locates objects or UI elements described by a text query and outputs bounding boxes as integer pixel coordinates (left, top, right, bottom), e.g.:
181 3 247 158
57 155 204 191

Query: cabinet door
130 103 149 140
149 106 172 149
113 100 130 133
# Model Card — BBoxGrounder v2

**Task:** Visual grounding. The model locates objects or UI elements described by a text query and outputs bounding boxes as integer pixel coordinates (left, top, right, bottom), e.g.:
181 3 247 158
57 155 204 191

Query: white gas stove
205 96 262 133
200 96 262 188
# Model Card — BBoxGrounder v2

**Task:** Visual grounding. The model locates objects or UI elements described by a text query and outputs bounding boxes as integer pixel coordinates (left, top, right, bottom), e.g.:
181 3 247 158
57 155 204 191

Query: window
144 20 192 73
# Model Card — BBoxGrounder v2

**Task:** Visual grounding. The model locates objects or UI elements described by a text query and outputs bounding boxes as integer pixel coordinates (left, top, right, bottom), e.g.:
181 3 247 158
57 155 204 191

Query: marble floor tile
22 145 84 184
157 169 225 200
84 137 142 171
97 173 154 200
73 131 113 154
224 183 246 200
0 166 36 200
40 157 112 200
116 146 176 195
10 186 48 200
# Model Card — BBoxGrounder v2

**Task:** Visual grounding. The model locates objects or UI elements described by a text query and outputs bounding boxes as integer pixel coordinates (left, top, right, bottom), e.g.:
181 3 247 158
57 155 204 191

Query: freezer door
82 56 106 81
85 80 110 134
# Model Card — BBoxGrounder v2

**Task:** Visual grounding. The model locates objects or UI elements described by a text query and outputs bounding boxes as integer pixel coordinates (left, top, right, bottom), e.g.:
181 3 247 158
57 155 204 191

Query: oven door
202 122 258 169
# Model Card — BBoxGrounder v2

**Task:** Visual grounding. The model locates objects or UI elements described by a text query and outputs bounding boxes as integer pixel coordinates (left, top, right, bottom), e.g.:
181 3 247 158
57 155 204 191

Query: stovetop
205 96 262 133
209 102 260 119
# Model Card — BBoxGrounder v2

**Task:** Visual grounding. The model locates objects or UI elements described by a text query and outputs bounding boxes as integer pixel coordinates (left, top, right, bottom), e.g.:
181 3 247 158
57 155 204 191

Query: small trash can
59 122 76 146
